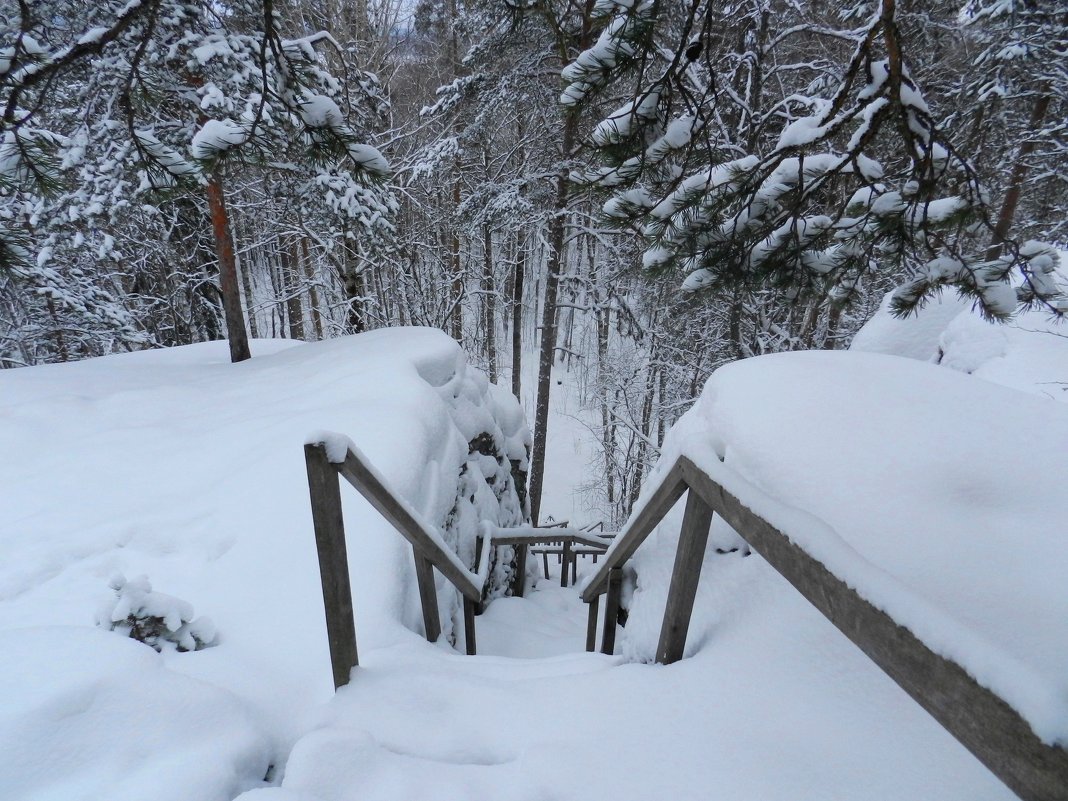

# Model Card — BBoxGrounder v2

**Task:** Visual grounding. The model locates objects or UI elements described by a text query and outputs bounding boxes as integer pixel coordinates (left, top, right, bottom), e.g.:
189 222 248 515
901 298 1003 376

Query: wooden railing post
512 543 528 597
656 489 715 665
601 567 623 655
561 539 573 587
585 596 600 652
413 549 441 643
463 596 477 656
304 443 358 690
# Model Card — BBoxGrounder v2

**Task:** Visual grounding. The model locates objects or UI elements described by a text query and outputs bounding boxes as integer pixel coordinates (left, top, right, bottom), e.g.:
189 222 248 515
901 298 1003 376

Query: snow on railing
579 453 1068 801
479 523 612 590
304 435 494 688
304 435 609 686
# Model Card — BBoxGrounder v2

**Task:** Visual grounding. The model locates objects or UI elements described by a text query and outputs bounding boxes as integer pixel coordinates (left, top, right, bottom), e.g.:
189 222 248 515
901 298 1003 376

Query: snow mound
0 627 270 801
851 253 1067 401
850 289 972 360
627 349 1068 744
0 328 529 799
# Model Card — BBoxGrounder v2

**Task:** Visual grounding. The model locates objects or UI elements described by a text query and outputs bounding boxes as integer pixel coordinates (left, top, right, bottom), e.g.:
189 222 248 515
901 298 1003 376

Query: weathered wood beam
656 489 714 665
561 539 573 587
601 567 623 655
304 443 359 690
463 596 477 656
678 456 1068 801
413 549 441 643
488 529 610 549
586 597 599 652
582 461 689 602
334 450 481 600
512 543 528 597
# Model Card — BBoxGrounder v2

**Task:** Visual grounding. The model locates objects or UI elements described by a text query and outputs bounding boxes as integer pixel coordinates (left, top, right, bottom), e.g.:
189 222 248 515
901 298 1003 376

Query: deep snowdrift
4 324 1058 801
851 266 1067 404
624 349 1068 745
0 329 529 800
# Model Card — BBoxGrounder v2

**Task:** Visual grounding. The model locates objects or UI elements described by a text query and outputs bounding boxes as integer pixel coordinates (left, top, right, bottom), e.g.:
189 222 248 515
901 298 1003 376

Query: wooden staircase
304 436 1068 801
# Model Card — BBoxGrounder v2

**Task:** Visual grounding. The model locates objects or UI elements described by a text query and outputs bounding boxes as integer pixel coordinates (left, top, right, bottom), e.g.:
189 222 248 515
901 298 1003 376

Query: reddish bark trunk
205 173 251 363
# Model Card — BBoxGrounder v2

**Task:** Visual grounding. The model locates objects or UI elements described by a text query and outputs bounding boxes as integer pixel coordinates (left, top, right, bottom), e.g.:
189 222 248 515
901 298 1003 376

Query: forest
1 0 1065 527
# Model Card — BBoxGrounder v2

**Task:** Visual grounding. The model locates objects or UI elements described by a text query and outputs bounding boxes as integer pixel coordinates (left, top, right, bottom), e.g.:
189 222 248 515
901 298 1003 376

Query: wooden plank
561 540 573 587
601 567 623 655
678 456 1068 801
334 450 481 600
490 534 564 545
581 461 689 602
569 532 613 549
512 543 528 598
585 596 599 652
572 546 606 556
488 530 608 549
304 444 359 690
656 489 714 664
413 549 441 643
463 596 477 656
474 534 486 614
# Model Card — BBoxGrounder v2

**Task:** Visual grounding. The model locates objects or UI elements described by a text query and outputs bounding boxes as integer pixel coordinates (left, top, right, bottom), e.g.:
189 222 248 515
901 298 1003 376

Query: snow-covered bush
438 371 532 604
96 574 217 653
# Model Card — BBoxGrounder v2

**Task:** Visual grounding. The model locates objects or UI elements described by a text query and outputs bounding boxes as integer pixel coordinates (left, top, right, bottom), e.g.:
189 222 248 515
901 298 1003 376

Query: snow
298 95 344 128
661 114 693 149
191 119 248 160
775 112 828 149
346 143 389 177
644 349 1068 744
76 27 110 46
850 289 972 360
0 329 529 800
193 36 236 65
591 93 659 146
135 128 201 177
0 627 270 801
852 253 1068 401
3 322 1060 800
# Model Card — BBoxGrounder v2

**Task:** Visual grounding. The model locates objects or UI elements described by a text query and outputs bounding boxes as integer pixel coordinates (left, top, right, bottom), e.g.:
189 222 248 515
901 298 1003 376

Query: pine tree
0 0 392 364
562 0 1065 322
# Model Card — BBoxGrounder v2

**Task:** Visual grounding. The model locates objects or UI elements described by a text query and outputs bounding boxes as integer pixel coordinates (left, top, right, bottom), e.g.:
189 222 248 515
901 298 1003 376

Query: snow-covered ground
0 330 529 800
851 285 1067 402
2 308 1065 800
637 349 1068 742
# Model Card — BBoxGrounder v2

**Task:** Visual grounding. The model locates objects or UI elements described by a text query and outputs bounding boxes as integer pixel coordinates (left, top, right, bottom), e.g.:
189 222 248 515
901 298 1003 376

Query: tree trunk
483 223 498 382
205 172 251 363
597 293 615 514
511 231 525 399
985 87 1052 261
300 237 323 340
450 175 464 343
342 238 365 334
528 115 577 524
281 239 305 341
728 291 743 359
235 216 260 340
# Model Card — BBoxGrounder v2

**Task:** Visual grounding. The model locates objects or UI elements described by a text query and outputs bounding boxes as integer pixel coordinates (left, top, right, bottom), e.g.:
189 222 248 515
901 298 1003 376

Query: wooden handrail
580 453 1068 801
580 458 689 602
331 446 483 600
481 524 611 550
305 439 497 689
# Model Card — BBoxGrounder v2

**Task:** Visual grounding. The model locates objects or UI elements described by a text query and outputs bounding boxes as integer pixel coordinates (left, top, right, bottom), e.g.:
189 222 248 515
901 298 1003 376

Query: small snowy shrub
96 574 217 652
